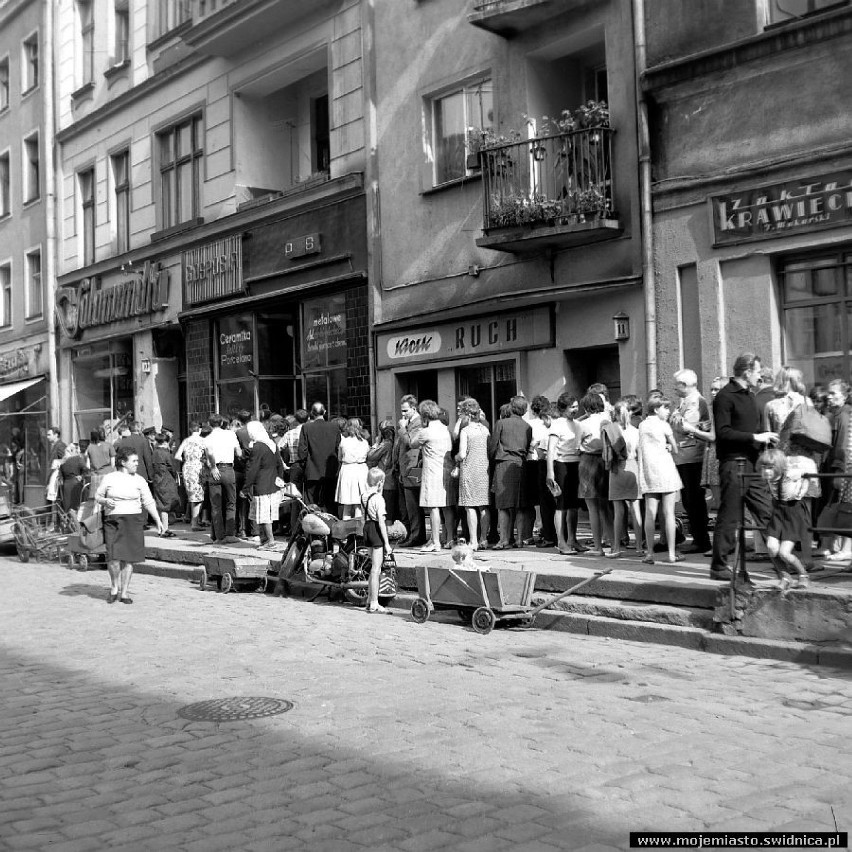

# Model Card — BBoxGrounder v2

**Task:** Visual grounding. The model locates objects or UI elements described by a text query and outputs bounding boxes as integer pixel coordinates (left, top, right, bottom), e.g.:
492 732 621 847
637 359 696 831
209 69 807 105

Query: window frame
0 259 11 329
79 167 96 266
763 0 849 27
22 131 39 205
114 0 131 65
157 0 191 39
21 31 39 94
427 74 493 188
77 0 95 87
24 246 42 320
0 55 9 112
156 113 203 231
0 150 10 218
111 149 131 253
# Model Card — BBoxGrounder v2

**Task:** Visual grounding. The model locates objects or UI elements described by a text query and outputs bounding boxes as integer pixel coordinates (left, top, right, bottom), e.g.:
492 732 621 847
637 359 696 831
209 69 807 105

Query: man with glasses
709 353 779 581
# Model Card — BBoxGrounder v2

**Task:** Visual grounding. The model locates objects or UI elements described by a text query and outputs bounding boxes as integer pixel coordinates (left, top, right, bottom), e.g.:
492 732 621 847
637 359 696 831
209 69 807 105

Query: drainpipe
633 0 657 391
43 0 59 424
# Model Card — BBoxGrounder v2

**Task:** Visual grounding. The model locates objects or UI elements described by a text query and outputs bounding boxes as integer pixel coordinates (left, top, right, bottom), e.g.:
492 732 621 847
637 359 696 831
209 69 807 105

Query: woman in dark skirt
95 446 164 604
152 433 181 537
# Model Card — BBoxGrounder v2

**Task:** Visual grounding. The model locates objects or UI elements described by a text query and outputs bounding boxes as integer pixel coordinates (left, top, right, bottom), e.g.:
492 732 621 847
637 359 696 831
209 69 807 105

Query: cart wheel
78 554 89 572
471 607 496 635
16 545 30 563
410 598 430 623
64 552 75 569
220 572 233 594
457 608 473 625
198 569 207 591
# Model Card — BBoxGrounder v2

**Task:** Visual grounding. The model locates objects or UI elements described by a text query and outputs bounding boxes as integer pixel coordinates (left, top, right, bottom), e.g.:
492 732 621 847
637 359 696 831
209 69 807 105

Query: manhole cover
178 697 294 721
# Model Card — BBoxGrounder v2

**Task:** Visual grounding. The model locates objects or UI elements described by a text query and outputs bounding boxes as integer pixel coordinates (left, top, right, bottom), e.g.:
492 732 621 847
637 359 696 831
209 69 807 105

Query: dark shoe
709 567 733 581
222 535 240 544
190 524 204 532
536 539 556 548
107 591 119 604
159 530 176 538
120 596 133 604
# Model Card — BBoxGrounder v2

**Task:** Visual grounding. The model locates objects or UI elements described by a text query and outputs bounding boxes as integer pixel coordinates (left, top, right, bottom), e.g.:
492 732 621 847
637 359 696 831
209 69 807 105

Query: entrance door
456 360 517 427
564 345 621 402
398 370 438 407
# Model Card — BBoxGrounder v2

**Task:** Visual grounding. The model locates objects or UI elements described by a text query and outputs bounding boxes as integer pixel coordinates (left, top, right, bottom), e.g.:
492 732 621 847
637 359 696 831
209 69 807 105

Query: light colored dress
458 421 490 507
638 417 683 496
608 423 640 501
335 435 369 504
415 421 453 508
177 435 205 503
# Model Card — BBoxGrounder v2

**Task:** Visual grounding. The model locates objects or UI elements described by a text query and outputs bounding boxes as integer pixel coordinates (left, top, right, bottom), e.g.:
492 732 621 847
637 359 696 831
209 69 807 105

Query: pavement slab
0 557 851 850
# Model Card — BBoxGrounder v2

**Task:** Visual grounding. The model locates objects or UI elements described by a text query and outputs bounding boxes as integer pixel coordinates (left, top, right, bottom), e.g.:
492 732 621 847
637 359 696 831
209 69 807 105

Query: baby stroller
65 491 107 570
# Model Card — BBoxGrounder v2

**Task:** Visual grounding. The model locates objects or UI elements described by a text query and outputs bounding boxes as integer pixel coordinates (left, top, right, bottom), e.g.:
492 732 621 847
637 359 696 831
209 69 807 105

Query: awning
0 376 43 404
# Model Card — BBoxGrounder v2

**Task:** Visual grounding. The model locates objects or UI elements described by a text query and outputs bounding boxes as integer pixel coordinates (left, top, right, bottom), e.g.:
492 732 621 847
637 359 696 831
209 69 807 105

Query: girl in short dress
606 400 642 558
361 468 393 614
638 397 683 565
757 447 816 590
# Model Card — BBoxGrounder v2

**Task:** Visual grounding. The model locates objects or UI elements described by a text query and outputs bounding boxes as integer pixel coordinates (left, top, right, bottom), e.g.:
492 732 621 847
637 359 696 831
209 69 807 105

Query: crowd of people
44 349 852 603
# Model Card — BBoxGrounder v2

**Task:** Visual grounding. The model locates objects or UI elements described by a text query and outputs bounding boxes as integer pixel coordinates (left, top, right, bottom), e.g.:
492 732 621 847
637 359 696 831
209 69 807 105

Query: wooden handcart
12 505 79 563
200 554 271 594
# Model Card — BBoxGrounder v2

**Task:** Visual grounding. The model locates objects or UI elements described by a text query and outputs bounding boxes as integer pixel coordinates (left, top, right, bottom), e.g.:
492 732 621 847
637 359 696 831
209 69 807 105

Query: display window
456 360 517 427
781 252 852 386
0 376 49 505
72 339 134 439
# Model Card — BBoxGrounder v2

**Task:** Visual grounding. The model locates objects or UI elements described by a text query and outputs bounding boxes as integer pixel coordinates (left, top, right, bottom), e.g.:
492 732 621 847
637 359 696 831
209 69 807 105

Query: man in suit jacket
297 402 341 513
395 395 426 547
116 420 154 484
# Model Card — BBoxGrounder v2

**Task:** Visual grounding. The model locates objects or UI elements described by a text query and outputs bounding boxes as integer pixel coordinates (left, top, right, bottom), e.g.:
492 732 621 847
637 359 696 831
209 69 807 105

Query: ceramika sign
711 172 852 245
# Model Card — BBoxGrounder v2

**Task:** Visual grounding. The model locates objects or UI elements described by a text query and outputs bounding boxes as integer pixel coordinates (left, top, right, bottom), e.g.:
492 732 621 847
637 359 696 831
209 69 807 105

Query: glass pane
784 304 843 387
783 260 839 302
328 368 348 421
113 153 127 186
116 189 129 253
113 348 134 420
304 373 328 413
217 381 255 420
302 295 346 371
465 82 493 133
257 313 296 375
435 91 465 184
258 379 297 418
456 364 496 427
177 122 192 157
178 161 193 223
159 132 173 164
217 314 254 381
161 171 173 228
74 352 111 410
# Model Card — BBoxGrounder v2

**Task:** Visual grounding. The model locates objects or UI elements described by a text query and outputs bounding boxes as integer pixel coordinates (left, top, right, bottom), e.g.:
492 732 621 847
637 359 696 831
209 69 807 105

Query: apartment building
0 0 53 505
53 0 372 440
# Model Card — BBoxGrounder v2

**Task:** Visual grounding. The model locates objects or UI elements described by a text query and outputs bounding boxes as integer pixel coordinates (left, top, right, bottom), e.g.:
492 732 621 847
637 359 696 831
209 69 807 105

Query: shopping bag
378 552 398 599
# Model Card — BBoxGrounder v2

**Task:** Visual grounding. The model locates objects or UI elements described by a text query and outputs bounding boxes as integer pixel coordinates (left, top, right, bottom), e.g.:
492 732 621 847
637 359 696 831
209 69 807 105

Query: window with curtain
431 78 492 185
158 115 203 229
112 151 130 253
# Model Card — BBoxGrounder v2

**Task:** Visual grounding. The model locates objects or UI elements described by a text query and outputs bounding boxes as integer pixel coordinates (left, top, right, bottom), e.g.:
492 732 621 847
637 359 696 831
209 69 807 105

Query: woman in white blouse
95 446 164 604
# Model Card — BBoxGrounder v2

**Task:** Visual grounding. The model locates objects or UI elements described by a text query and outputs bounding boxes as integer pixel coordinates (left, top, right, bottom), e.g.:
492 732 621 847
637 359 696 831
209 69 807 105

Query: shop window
0 152 9 217
157 114 203 230
22 133 39 203
24 248 41 319
456 360 517 428
429 77 492 186
79 168 95 265
0 263 10 327
0 377 49 504
72 342 134 438
112 150 130 253
77 0 95 87
114 0 130 65
0 57 9 111
22 33 38 93
765 0 848 27
781 252 852 386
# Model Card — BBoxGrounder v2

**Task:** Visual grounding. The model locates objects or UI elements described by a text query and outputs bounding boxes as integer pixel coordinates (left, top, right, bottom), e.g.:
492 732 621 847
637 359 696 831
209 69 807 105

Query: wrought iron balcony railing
480 126 615 233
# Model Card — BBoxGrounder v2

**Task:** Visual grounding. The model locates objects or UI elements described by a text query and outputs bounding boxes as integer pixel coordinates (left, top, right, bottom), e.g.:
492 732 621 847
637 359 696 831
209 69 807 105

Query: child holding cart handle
361 468 393 614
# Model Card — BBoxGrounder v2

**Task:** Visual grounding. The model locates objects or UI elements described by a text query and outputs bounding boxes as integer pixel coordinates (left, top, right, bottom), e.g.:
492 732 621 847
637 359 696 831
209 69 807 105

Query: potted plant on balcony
575 183 610 220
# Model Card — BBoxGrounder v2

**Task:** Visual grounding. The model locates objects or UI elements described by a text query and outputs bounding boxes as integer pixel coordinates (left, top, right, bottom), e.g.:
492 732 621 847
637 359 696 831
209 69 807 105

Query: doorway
398 370 439 407
564 345 621 402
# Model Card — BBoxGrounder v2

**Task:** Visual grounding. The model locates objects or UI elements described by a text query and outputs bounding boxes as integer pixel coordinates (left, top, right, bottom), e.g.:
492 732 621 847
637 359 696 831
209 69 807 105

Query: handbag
782 404 832 452
78 501 104 550
403 451 422 488
378 551 398 599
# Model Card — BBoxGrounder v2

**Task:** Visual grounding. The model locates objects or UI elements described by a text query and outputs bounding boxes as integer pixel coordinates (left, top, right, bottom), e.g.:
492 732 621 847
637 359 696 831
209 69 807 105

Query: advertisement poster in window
302 294 346 371
217 314 254 381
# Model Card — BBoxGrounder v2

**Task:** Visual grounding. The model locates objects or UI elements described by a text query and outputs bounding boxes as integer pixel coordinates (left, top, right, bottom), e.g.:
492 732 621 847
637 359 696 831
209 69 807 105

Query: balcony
468 0 586 37
475 126 621 254
183 0 337 56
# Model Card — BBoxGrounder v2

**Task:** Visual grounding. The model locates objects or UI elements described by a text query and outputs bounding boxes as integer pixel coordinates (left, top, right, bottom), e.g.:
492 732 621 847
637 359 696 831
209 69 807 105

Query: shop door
456 361 516 428
564 345 621 402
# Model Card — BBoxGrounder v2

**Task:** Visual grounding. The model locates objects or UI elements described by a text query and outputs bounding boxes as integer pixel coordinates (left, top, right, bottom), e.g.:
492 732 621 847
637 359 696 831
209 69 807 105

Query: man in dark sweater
710 352 779 581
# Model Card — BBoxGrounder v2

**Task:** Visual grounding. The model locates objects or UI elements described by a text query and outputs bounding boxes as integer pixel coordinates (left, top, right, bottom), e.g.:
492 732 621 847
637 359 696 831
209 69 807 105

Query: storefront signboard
183 235 243 306
0 347 36 381
285 233 321 260
55 261 170 339
303 294 347 370
375 306 554 369
217 314 255 381
711 172 852 246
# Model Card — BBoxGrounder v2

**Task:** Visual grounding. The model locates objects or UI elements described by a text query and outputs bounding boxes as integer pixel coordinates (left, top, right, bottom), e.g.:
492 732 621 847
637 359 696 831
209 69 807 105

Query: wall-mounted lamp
613 311 630 341
140 358 151 374
121 260 134 273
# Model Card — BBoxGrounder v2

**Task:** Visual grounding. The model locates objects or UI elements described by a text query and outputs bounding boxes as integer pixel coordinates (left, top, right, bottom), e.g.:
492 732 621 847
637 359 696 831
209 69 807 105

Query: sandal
366 604 392 614
606 551 622 559
420 543 441 553
491 542 510 550
667 555 684 563
558 547 578 556
120 596 133 604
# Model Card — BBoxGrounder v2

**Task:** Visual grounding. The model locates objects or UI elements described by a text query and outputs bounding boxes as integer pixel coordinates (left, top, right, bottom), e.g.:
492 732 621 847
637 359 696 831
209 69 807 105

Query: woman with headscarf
242 421 286 547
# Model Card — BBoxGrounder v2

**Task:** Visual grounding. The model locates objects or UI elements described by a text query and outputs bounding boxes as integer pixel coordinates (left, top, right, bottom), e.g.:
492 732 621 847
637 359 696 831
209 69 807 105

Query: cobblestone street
1 556 851 852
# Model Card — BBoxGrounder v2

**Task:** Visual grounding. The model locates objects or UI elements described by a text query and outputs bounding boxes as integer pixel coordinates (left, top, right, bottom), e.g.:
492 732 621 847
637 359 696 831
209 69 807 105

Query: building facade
644 1 852 392
371 0 645 424
0 0 54 505
54 0 372 442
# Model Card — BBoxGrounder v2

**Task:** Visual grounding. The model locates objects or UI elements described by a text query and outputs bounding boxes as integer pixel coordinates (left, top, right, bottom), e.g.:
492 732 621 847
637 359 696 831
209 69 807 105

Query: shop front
180 192 370 425
55 256 183 441
0 341 51 506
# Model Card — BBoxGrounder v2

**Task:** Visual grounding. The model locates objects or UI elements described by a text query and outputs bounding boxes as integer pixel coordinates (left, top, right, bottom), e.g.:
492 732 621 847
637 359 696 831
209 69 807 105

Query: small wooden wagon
410 566 537 634
200 554 270 594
